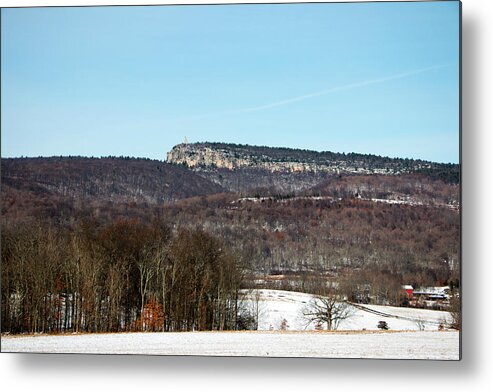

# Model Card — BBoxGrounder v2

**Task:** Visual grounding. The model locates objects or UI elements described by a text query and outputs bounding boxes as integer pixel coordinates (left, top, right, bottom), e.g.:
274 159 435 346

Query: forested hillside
1 149 460 334
1 156 224 221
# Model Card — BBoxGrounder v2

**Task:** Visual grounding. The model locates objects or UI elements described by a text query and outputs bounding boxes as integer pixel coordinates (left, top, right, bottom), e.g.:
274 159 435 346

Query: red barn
402 285 414 299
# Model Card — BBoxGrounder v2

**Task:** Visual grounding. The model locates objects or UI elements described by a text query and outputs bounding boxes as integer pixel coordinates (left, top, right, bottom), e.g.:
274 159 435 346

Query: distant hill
306 174 459 208
1 156 225 221
166 142 460 193
0 151 460 291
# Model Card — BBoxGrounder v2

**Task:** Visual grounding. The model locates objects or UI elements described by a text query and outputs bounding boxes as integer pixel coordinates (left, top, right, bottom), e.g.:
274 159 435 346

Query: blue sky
1 1 460 163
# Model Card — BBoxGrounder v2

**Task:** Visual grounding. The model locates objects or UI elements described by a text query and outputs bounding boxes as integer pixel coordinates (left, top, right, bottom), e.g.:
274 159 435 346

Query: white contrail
236 63 452 113
171 63 452 124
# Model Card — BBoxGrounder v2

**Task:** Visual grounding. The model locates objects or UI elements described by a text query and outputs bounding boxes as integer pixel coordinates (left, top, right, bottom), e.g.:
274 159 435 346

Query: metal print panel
0 0 461 360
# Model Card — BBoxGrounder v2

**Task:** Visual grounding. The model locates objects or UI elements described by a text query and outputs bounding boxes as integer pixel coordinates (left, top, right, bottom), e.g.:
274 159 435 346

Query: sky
1 1 460 163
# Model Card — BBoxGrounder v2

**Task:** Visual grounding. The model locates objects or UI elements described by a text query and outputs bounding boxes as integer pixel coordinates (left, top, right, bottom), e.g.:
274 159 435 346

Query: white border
1 0 492 391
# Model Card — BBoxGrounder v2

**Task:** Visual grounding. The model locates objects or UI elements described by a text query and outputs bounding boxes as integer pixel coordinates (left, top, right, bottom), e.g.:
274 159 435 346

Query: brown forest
1 155 460 333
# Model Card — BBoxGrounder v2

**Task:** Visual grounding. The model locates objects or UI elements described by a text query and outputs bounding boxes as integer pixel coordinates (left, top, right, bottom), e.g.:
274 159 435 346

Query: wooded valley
1 146 460 334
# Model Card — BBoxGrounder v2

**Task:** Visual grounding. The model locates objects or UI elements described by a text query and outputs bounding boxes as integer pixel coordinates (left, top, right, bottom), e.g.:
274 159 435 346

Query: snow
1 330 459 359
244 289 452 331
1 289 459 359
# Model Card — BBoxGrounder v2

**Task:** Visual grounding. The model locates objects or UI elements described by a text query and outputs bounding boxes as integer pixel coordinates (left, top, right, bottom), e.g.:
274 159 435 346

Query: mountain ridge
166 142 459 181
165 142 459 193
1 156 225 206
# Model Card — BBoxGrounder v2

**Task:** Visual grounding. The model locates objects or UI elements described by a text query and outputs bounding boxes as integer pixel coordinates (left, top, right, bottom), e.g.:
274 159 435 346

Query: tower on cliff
183 136 188 145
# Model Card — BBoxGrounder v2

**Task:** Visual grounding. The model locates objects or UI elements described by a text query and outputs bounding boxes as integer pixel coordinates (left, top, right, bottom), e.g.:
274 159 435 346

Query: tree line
1 218 245 334
167 194 460 291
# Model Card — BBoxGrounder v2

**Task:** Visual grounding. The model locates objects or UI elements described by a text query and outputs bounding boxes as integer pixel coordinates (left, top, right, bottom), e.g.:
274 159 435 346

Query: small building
401 285 414 299
413 286 450 301
412 286 451 309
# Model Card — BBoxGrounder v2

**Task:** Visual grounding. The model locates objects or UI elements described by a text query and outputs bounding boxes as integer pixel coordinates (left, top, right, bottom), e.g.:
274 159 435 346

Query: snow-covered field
2 330 459 359
1 290 460 359
247 289 453 331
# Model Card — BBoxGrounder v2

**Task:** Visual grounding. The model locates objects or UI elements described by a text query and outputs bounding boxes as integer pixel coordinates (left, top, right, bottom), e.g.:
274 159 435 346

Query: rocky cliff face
165 142 459 194
167 143 399 175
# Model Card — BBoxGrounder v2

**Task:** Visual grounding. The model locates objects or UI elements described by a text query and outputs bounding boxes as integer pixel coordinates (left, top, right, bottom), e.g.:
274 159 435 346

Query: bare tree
449 294 461 330
415 317 426 331
302 294 353 331
137 246 157 328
